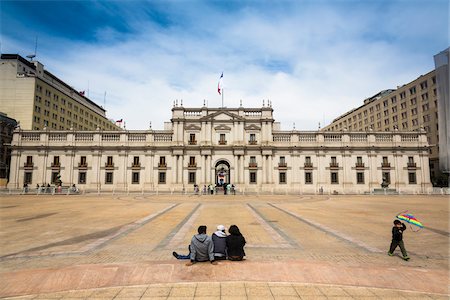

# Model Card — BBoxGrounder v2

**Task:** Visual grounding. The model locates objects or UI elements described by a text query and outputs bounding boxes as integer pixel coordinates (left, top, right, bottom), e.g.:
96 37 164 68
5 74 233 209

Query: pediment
214 124 232 131
199 111 245 122
185 124 201 131
244 124 261 131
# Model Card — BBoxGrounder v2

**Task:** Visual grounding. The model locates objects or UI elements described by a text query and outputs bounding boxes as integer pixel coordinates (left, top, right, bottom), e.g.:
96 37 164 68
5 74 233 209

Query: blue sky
1 0 448 130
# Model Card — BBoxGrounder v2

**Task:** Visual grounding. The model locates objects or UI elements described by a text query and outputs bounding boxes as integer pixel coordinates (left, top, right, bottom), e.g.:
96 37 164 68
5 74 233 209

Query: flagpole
222 88 224 108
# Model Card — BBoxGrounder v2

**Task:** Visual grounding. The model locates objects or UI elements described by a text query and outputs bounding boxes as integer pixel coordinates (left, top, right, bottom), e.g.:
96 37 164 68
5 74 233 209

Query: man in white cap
212 225 227 260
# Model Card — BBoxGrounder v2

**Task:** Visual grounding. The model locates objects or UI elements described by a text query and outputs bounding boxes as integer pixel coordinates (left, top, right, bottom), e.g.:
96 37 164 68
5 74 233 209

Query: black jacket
392 223 407 241
226 234 246 257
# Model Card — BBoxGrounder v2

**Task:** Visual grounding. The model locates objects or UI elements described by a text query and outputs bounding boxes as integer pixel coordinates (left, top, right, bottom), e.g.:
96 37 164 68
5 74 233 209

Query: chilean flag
218 72 223 95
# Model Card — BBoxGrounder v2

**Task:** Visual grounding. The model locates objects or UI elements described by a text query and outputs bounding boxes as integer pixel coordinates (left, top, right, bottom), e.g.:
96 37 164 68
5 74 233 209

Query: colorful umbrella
396 212 424 231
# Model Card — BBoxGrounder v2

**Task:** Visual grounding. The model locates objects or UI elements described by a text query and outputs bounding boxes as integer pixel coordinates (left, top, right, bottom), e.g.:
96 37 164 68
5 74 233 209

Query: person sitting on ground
226 225 246 261
212 225 227 260
173 225 217 265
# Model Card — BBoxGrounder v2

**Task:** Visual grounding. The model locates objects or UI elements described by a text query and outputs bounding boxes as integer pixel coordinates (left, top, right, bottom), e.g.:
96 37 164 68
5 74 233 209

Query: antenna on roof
26 36 38 61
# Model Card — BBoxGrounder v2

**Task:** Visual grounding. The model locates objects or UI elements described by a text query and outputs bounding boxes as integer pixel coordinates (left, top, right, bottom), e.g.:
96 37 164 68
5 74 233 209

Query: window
51 172 59 184
422 103 429 111
408 156 414 164
331 156 337 164
24 172 32 184
375 104 381 111
382 172 390 184
132 172 140 184
158 172 166 184
250 156 256 164
422 93 429 101
159 156 166 165
382 156 388 164
412 119 418 126
408 172 417 184
331 172 339 184
391 106 397 113
219 133 226 144
305 172 312 184
188 172 196 184
279 156 286 164
249 133 256 142
80 156 87 165
400 91 406 99
250 172 257 184
133 156 140 165
78 172 86 184
409 86 416 95
279 172 286 184
411 108 417 115
189 133 196 143
105 172 113 184
392 115 398 122
401 112 407 119
420 81 428 90
400 102 407 109
356 156 363 165
305 156 311 166
383 100 388 107
53 156 60 166
384 110 389 117
107 156 113 166
357 172 364 184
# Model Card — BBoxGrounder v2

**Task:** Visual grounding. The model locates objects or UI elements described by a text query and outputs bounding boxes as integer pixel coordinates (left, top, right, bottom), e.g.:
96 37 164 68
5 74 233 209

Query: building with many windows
323 70 443 184
8 104 431 194
0 54 119 131
0 113 17 187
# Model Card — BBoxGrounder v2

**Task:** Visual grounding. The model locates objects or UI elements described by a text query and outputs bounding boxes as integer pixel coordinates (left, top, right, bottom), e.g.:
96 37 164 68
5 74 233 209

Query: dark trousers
389 240 408 256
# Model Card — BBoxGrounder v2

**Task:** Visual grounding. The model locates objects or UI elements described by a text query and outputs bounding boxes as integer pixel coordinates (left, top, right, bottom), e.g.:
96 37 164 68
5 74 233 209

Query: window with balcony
159 156 166 168
52 156 60 167
219 133 227 145
189 156 196 168
304 156 312 168
106 156 114 167
189 133 197 145
279 156 286 168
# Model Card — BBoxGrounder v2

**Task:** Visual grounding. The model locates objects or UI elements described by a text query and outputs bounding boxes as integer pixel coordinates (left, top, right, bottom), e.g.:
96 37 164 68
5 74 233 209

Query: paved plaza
0 194 448 299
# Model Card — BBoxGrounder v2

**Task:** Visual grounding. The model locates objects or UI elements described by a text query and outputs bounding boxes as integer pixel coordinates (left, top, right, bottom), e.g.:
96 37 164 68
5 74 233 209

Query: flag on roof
218 72 223 95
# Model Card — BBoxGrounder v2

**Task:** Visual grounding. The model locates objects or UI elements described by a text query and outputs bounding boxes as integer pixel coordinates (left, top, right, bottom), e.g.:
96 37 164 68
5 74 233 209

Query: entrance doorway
215 160 230 187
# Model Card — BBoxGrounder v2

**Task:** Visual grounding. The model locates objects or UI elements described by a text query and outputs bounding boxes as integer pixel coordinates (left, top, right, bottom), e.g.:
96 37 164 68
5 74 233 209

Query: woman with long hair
226 225 246 261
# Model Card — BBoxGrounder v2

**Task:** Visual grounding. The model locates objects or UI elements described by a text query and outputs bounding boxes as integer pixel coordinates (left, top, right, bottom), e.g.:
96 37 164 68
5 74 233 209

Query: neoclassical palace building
8 104 432 194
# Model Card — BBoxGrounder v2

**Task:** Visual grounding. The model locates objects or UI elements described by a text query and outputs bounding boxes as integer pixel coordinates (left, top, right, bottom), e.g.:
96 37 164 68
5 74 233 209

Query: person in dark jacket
388 220 410 260
212 225 227 260
226 225 246 261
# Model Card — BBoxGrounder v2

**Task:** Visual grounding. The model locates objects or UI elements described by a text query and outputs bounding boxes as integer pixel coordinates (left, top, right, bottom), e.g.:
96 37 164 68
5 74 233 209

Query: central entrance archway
215 160 230 187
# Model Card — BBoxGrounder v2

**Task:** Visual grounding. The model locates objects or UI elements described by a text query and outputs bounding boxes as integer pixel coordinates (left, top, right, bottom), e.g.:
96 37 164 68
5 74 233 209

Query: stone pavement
0 194 448 299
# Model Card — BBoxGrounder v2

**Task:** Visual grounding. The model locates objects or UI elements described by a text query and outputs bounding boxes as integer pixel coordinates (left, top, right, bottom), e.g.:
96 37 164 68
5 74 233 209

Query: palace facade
8 104 432 194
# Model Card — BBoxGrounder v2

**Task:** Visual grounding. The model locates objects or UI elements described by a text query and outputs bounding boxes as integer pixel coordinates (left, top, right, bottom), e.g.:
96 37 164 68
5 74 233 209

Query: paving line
268 203 383 253
0 204 179 261
246 203 296 249
155 203 202 251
